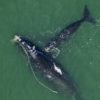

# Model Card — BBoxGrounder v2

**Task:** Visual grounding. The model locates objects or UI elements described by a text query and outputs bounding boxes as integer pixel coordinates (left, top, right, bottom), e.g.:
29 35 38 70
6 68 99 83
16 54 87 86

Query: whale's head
13 35 36 55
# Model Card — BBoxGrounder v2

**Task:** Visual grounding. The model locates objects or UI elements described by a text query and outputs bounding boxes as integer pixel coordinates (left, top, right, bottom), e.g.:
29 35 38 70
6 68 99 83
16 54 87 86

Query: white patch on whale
46 74 52 79
29 47 37 59
22 42 25 45
32 46 35 50
13 35 21 42
53 63 62 75
28 45 31 49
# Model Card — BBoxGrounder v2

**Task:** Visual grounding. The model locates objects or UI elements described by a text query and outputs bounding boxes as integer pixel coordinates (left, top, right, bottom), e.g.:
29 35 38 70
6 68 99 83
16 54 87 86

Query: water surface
0 0 100 100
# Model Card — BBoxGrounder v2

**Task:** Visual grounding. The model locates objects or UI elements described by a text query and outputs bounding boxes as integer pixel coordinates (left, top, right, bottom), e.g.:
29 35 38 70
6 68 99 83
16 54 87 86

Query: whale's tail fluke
83 5 96 24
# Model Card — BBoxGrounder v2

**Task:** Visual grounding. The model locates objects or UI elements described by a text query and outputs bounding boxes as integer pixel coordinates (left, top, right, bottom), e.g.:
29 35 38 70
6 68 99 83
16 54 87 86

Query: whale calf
14 35 80 99
13 5 96 100
45 5 96 53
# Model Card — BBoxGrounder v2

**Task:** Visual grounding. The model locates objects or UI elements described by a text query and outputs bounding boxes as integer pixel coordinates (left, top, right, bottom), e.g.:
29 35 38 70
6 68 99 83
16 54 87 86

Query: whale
45 5 96 53
14 35 80 99
13 5 96 100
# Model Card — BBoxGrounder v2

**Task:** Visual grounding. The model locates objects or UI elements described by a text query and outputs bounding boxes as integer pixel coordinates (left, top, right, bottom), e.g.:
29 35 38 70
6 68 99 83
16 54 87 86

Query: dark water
0 0 100 100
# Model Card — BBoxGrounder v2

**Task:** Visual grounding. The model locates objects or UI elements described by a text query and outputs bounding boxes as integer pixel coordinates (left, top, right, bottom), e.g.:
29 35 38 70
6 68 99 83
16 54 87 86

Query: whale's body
14 35 77 95
45 5 96 53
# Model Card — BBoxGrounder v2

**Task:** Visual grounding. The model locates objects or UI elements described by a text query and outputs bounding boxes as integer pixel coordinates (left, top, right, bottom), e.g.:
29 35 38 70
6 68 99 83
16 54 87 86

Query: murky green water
0 0 100 100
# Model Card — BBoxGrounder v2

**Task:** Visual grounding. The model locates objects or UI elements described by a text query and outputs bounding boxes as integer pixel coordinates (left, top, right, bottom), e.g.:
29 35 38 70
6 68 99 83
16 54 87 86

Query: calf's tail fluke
83 5 96 24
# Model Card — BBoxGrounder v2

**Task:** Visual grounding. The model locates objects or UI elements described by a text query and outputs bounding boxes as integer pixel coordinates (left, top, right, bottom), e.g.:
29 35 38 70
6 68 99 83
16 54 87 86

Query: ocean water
0 0 100 100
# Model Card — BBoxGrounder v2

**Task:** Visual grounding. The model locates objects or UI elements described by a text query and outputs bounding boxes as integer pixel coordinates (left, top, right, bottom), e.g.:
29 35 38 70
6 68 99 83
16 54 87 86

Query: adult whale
45 5 96 53
14 35 81 99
